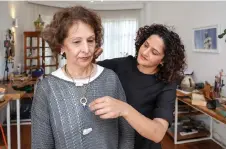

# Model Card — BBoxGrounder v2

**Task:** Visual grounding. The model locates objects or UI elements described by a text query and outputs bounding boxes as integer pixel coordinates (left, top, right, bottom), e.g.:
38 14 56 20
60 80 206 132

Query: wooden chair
0 124 7 149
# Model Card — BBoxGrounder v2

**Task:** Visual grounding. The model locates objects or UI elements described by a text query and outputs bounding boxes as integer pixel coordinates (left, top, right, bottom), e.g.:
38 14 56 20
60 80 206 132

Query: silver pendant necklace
64 65 94 136
80 97 87 107
64 64 93 107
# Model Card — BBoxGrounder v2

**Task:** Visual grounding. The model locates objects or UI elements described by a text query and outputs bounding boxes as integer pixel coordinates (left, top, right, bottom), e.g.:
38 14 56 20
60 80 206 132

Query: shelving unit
24 32 40 73
175 105 203 118
177 111 203 117
24 31 59 76
169 102 210 142
167 127 210 141
168 94 226 148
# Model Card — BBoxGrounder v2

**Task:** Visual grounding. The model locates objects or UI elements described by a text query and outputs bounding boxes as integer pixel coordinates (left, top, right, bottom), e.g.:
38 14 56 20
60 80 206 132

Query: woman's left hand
89 96 130 119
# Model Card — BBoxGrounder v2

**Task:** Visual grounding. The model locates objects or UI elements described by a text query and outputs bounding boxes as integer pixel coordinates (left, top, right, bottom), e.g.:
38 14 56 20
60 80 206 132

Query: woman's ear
94 47 103 59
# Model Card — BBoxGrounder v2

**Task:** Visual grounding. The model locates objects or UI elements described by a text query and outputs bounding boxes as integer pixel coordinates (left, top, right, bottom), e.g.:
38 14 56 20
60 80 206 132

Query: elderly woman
31 6 134 149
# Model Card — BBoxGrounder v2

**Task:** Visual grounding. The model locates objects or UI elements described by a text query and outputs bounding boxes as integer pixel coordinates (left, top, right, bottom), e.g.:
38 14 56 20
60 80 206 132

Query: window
98 18 138 61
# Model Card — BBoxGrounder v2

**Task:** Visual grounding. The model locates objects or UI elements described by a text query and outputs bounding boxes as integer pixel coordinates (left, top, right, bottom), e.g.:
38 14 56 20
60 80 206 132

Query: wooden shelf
178 105 190 108
21 93 33 99
0 145 6 149
26 56 39 59
25 66 39 70
24 31 41 36
167 128 210 141
176 111 203 117
25 47 49 49
43 56 54 58
45 64 58 67
177 97 226 124
25 47 38 50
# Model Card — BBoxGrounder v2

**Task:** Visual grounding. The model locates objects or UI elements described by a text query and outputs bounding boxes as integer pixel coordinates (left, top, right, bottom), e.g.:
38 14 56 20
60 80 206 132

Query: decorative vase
180 75 196 92
34 14 45 31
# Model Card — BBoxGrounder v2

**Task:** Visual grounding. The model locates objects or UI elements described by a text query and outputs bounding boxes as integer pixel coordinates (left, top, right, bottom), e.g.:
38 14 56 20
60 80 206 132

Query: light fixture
12 18 18 28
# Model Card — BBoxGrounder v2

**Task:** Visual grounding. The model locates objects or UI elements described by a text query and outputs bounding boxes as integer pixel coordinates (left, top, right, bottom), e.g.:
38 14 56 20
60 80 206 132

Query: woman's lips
79 56 91 61
140 54 148 61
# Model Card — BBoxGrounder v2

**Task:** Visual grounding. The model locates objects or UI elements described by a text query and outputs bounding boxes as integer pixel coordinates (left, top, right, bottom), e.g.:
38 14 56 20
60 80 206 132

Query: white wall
146 1 226 147
139 2 152 27
97 9 140 20
0 1 11 122
0 2 12 80
149 1 226 92
28 1 144 11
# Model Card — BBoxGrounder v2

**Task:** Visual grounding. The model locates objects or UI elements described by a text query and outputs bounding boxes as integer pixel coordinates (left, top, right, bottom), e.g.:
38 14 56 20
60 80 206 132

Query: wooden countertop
2 84 25 101
0 80 35 110
0 97 10 110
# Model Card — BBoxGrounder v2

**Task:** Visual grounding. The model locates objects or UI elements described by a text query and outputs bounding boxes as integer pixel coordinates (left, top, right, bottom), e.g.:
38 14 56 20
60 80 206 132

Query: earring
60 47 64 55
61 52 66 59
160 63 164 67
60 49 64 55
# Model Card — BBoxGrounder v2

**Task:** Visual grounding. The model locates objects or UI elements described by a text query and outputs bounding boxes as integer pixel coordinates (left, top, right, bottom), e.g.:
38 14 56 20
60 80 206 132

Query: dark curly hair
41 6 103 57
135 24 186 83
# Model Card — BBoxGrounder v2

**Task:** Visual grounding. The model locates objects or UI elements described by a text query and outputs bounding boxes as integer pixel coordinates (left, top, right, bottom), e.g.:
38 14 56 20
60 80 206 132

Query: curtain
97 18 138 61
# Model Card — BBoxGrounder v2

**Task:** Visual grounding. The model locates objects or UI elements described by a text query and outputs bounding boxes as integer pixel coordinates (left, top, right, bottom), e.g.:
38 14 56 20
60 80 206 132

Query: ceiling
27 1 144 10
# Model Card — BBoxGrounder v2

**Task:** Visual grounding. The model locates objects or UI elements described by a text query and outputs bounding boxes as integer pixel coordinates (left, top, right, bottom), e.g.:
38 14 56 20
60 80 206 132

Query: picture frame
193 25 219 53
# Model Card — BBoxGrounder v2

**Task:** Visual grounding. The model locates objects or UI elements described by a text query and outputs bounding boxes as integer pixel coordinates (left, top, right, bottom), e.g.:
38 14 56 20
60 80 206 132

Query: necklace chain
64 65 94 135
64 64 93 107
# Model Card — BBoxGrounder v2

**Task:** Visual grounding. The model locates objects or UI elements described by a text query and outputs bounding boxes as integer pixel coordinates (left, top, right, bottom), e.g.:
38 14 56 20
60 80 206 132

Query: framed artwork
193 25 219 53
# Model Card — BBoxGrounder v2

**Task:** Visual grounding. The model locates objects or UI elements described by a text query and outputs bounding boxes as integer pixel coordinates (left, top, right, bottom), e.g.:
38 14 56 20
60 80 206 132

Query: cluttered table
0 80 35 149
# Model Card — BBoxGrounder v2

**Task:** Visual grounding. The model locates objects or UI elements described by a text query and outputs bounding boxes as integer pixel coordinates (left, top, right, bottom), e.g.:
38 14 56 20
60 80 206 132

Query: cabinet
24 31 59 76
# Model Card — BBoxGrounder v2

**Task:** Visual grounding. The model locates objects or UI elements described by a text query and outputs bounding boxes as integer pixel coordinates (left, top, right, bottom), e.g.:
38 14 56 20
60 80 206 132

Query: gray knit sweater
31 68 134 149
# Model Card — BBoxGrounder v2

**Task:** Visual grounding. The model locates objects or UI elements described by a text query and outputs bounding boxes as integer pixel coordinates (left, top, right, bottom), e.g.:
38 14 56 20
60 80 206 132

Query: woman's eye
73 41 80 44
88 40 95 43
152 51 159 55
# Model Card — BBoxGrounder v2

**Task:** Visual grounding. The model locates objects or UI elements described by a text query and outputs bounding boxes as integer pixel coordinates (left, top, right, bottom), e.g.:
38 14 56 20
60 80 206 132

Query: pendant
80 97 87 107
82 128 92 135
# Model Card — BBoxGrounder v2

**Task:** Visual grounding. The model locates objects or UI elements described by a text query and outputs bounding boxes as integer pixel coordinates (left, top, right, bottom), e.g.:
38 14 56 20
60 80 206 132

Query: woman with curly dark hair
31 6 134 149
90 24 186 149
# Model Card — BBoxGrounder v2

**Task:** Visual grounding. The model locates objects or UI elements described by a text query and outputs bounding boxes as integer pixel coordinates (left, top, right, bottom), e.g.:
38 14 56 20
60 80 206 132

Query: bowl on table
0 87 6 102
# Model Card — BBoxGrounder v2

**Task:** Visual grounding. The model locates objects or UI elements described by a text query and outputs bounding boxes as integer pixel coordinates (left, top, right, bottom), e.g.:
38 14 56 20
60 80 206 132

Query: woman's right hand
89 96 131 119
94 48 103 59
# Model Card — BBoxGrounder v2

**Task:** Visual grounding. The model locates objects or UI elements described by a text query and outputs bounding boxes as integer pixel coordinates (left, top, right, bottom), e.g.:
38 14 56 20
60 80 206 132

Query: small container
0 87 6 102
